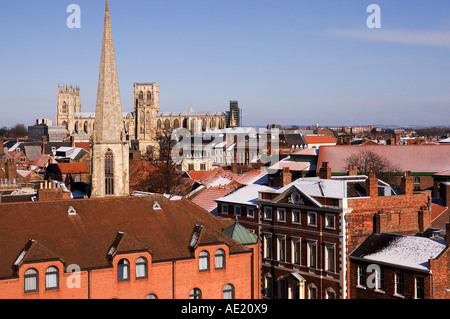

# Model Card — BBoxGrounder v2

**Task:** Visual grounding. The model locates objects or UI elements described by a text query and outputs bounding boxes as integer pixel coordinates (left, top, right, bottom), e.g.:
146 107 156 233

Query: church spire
91 0 129 198
94 0 124 143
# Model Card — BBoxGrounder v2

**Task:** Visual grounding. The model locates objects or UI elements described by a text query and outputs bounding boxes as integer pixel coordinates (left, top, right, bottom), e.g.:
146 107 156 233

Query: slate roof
0 195 244 278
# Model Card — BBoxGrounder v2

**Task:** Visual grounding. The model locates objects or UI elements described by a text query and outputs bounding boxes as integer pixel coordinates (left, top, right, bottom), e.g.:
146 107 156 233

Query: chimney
282 167 292 187
348 165 357 176
319 162 332 179
418 206 431 232
366 172 378 197
373 211 382 233
5 159 17 180
42 135 47 155
400 171 414 196
70 135 75 148
446 222 450 247
0 138 3 154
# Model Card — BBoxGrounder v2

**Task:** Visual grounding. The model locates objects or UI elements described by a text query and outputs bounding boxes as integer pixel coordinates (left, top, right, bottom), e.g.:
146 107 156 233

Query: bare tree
139 129 188 195
345 149 401 186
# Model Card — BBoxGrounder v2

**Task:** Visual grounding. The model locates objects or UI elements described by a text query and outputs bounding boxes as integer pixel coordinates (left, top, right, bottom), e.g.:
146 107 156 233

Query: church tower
91 0 129 198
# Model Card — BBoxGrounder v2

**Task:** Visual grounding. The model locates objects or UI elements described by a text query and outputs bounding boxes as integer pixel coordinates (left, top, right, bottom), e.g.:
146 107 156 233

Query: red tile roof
304 136 336 144
191 187 236 212
50 162 90 174
317 144 450 173
0 195 242 279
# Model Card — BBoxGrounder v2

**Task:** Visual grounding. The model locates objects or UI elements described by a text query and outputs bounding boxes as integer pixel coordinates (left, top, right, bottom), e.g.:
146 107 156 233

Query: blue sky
1 0 450 128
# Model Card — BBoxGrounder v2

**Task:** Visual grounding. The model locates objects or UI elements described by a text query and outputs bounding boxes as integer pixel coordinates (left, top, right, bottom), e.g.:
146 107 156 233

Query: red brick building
217 163 432 299
349 225 450 299
0 192 260 299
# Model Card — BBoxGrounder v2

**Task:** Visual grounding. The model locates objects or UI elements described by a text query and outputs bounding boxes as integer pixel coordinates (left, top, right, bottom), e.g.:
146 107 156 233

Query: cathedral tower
133 82 160 154
91 0 129 198
56 85 81 132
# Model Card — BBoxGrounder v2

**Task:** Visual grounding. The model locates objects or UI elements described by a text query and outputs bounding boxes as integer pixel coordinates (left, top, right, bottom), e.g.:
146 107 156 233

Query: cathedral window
139 91 144 100
147 91 152 100
62 102 68 113
105 150 114 195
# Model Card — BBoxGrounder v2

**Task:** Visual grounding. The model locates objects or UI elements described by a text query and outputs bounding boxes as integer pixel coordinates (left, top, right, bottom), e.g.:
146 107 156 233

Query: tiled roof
191 187 236 213
0 195 246 278
304 135 336 144
317 144 450 173
49 162 89 174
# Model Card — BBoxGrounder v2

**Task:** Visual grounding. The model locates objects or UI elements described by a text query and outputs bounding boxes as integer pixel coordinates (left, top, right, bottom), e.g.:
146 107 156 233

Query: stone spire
94 0 124 143
91 0 129 198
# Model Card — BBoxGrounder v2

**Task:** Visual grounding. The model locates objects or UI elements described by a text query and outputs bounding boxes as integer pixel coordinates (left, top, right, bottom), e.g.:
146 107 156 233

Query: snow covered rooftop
351 233 447 272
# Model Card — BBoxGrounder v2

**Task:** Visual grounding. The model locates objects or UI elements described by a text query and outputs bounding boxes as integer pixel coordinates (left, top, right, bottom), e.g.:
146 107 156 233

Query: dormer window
45 266 59 290
117 259 130 282
24 268 39 293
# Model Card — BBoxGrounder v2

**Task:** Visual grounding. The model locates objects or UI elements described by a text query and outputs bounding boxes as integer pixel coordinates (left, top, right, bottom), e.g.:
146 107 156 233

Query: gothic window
173 119 180 129
139 91 144 100
105 150 114 195
140 111 144 124
147 91 152 100
84 121 88 133
146 111 150 122
157 119 162 131
202 120 207 131
74 122 79 134
62 102 68 113
62 121 68 130
164 119 170 130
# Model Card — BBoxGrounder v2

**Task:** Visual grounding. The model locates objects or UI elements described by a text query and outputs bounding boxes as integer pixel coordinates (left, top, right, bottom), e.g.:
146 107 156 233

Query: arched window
84 121 89 133
74 121 79 134
307 283 318 299
164 119 170 130
146 111 150 122
145 293 158 299
136 257 148 279
105 150 114 195
139 91 144 99
223 284 235 299
147 91 152 100
173 119 180 129
215 249 226 270
157 119 162 131
24 268 38 293
117 259 130 281
45 266 59 290
62 102 68 113
414 176 421 191
199 250 210 271
189 288 202 299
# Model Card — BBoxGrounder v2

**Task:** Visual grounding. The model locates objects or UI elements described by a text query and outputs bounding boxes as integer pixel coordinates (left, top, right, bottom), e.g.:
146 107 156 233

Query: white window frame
222 204 228 215
307 211 317 227
291 209 301 225
277 208 286 222
277 236 286 262
306 240 317 269
247 207 255 218
395 272 404 297
291 237 301 266
324 243 336 273
264 206 273 221
263 233 273 259
324 214 335 230
415 276 424 299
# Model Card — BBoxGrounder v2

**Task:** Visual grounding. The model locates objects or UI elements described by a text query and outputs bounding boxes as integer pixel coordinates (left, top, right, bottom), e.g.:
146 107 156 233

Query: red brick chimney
5 159 17 180
282 167 292 187
366 172 378 197
401 171 414 196
42 135 47 155
446 222 450 247
348 165 357 176
418 206 431 232
319 162 332 179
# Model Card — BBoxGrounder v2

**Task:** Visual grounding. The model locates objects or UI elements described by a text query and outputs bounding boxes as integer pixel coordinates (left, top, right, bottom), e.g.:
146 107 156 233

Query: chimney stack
348 165 357 176
446 221 450 247
42 135 47 155
282 167 292 187
366 172 378 197
5 159 17 180
401 171 414 196
319 162 332 179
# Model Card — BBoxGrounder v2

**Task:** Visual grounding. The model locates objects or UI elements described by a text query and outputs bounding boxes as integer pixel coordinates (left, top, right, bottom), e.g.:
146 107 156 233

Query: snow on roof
216 184 278 206
363 235 446 272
